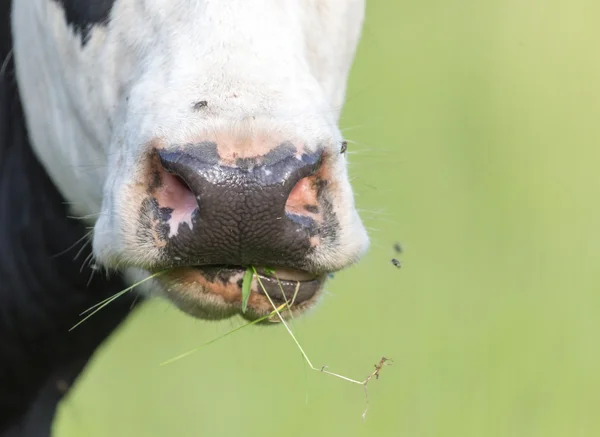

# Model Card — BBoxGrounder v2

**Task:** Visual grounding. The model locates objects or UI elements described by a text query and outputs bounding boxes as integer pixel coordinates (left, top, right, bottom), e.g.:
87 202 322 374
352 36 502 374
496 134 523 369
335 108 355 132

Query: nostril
160 169 195 204
157 149 209 198
171 174 193 196
285 176 319 217
153 160 198 237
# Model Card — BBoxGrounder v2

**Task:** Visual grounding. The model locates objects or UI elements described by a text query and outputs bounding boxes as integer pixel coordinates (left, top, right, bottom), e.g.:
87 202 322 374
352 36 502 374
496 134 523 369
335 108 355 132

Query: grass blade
69 270 165 331
241 267 253 313
160 303 287 366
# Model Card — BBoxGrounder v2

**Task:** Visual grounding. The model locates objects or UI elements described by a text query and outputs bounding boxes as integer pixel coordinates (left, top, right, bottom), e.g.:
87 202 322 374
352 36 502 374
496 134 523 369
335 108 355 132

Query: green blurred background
55 0 600 436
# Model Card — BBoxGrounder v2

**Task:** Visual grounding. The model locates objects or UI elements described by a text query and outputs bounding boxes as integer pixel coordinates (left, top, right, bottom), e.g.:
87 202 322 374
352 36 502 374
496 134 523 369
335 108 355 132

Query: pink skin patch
154 170 197 238
285 176 322 222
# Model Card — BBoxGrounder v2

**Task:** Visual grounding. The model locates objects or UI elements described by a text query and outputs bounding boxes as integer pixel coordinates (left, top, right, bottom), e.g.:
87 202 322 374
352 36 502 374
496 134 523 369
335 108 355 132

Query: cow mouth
154 264 326 321
194 265 321 303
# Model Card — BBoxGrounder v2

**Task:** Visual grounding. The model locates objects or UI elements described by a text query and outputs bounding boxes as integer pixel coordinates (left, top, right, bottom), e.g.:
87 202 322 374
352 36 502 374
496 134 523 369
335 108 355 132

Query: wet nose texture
155 145 323 267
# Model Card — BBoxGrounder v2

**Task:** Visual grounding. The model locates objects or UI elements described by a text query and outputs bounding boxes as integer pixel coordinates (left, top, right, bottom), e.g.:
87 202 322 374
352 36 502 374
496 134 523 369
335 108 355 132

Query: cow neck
0 15 138 435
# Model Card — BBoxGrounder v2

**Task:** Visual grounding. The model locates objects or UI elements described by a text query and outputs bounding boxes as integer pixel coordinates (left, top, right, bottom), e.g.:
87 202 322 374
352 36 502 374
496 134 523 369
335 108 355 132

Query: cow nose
153 145 324 267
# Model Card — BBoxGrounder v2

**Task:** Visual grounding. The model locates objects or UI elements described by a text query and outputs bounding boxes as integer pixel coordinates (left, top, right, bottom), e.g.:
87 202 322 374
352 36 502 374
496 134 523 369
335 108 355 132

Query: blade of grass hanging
241 267 253 313
160 302 288 366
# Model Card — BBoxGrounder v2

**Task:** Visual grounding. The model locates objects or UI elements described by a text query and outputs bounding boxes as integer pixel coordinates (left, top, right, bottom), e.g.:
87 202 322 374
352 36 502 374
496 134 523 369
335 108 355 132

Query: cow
0 0 369 434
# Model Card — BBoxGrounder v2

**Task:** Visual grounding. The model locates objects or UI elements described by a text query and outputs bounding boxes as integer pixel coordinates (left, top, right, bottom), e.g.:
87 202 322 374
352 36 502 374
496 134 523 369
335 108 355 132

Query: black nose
156 145 323 267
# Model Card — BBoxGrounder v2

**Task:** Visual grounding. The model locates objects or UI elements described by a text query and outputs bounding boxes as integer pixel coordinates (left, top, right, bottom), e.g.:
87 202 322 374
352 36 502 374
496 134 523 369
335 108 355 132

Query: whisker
73 238 92 261
51 230 93 259
81 252 95 273
357 208 391 217
67 212 100 221
129 292 142 310
0 49 13 77
351 177 379 191
85 265 97 288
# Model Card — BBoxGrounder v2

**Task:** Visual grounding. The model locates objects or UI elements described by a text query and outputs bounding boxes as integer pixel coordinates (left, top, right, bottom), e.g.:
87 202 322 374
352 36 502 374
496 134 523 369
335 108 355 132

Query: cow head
11 0 369 321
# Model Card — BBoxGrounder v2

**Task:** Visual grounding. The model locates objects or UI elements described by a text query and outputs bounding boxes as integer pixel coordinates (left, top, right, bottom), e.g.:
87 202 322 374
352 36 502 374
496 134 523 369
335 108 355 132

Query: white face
11 0 369 321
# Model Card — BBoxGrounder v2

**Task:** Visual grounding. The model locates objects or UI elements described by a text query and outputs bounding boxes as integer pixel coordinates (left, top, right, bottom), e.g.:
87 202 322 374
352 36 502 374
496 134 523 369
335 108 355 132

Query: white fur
12 0 369 283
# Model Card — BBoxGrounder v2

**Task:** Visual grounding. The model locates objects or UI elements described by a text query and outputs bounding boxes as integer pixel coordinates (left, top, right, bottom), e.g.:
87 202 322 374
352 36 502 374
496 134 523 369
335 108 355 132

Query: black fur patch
1 2 136 434
52 0 116 45
136 196 175 251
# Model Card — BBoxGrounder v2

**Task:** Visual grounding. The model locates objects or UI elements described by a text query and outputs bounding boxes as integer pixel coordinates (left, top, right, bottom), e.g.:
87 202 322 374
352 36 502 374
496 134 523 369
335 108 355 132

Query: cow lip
188 264 323 305
151 264 325 320
192 264 318 282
